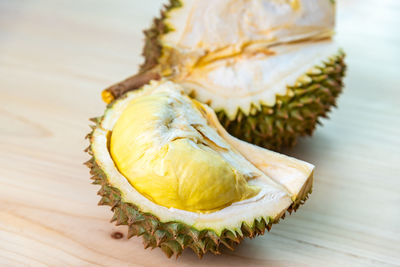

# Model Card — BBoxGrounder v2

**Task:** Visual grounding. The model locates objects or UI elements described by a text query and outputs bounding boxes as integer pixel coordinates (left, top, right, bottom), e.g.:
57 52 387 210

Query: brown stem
102 71 161 103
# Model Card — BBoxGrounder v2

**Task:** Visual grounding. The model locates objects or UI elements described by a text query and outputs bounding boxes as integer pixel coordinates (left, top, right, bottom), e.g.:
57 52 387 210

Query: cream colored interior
175 40 339 118
162 0 335 67
158 0 338 118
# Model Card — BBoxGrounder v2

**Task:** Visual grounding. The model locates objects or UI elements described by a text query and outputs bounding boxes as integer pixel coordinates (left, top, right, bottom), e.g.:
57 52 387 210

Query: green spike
175 234 190 248
166 222 184 236
161 240 182 258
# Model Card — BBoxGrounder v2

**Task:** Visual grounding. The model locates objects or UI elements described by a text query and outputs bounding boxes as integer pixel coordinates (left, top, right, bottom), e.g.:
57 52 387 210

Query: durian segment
110 89 261 213
161 0 335 69
136 0 346 151
174 40 339 119
92 80 313 233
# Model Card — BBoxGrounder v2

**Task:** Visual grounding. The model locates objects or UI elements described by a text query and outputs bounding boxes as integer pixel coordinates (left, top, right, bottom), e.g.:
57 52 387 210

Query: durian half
87 80 314 258
103 0 346 151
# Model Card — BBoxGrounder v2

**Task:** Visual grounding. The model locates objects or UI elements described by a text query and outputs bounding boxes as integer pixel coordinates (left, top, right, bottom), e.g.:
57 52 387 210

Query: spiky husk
84 117 312 258
216 51 346 151
141 0 182 73
140 1 346 151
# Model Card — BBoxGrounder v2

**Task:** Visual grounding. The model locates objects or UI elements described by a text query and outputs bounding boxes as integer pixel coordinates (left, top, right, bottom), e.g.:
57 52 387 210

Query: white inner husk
92 81 314 234
176 40 339 118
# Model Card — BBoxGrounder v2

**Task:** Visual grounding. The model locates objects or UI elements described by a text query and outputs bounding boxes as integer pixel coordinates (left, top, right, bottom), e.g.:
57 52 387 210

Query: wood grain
0 0 399 266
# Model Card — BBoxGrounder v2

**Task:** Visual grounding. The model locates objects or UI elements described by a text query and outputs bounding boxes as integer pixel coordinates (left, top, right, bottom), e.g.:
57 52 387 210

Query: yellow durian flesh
110 90 260 213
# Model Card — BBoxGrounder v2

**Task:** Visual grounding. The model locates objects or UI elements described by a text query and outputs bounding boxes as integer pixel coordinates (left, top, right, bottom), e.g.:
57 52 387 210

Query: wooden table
1 0 399 266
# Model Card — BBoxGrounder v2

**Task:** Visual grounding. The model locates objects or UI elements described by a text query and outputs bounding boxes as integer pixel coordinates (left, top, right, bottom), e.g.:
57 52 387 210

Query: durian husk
137 0 347 151
140 0 182 73
85 116 312 258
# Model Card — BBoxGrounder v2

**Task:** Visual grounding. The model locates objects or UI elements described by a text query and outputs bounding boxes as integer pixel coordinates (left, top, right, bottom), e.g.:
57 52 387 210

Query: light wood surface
1 0 399 266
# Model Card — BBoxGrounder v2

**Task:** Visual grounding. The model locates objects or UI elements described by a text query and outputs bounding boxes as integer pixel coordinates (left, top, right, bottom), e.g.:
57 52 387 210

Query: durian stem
102 71 161 103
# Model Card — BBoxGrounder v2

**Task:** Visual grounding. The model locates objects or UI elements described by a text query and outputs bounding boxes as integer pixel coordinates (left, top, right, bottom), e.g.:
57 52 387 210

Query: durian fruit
87 80 314 258
103 0 346 151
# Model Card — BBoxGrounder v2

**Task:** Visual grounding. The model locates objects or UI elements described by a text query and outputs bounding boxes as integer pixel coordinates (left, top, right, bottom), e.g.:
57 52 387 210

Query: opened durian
86 80 314 258
102 0 346 151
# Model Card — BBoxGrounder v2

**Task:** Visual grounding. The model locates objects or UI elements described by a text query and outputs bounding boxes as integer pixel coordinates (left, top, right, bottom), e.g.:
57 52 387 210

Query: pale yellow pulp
110 91 259 213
